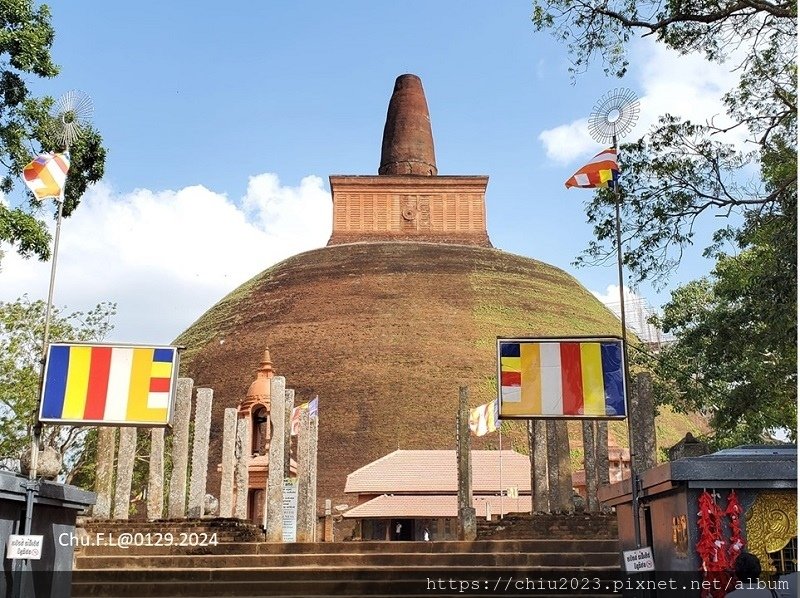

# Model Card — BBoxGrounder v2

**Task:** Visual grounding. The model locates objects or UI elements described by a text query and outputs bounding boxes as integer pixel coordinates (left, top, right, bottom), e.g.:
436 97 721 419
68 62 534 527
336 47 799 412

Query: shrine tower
327 74 491 247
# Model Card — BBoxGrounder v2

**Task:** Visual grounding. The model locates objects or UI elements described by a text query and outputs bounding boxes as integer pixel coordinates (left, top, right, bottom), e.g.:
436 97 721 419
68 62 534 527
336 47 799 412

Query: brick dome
174 242 626 509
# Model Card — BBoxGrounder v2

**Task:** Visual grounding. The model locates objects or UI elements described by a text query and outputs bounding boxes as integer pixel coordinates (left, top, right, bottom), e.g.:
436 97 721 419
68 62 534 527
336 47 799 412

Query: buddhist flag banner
40 343 179 426
290 402 308 436
308 396 319 419
497 337 626 419
469 399 499 437
564 148 618 189
23 152 71 201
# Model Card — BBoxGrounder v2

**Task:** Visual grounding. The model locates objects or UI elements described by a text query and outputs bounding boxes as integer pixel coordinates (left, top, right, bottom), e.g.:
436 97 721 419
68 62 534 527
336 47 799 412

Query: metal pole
612 134 642 548
13 191 65 598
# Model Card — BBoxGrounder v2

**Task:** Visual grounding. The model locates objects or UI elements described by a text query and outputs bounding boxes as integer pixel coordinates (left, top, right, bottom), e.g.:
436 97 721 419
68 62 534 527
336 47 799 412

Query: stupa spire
378 74 437 176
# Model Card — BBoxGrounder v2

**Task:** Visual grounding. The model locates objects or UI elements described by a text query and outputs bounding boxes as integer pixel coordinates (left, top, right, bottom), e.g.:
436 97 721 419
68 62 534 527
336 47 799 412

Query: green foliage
652 192 797 446
532 0 797 444
533 0 796 285
0 0 107 260
0 296 116 476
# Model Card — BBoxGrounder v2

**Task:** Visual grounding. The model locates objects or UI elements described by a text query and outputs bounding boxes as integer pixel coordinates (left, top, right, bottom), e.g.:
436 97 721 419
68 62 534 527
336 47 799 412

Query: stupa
175 74 626 519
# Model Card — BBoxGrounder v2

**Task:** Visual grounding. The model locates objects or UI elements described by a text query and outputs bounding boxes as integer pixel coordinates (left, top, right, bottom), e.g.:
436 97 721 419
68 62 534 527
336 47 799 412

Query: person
727 552 779 596
423 527 430 542
394 522 402 541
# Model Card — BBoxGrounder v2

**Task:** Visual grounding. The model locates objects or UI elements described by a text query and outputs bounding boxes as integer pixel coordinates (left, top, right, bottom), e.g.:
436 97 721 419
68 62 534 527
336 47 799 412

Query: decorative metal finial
51 90 94 149
588 88 639 144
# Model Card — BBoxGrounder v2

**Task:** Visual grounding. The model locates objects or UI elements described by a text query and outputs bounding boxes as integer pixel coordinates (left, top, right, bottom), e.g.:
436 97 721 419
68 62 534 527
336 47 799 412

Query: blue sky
1 1 742 343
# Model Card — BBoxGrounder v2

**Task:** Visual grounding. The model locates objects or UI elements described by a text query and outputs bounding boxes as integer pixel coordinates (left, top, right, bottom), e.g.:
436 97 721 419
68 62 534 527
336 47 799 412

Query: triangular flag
23 152 70 201
565 148 618 189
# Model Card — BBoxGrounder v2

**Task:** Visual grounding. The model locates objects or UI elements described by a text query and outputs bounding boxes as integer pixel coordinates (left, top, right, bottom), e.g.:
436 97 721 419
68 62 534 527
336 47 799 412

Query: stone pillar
265 376 286 540
147 428 165 520
219 408 237 518
168 377 193 518
323 499 333 542
234 415 250 520
308 413 319 541
297 408 312 542
630 372 657 472
188 388 213 518
596 421 610 485
530 420 548 513
283 389 294 478
582 421 598 512
112 427 137 520
556 421 573 512
456 386 476 540
93 427 116 519
546 420 560 513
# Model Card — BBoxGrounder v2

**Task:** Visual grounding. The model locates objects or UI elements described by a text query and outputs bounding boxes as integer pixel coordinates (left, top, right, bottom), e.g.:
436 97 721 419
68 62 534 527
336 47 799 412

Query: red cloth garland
696 490 730 598
726 490 745 562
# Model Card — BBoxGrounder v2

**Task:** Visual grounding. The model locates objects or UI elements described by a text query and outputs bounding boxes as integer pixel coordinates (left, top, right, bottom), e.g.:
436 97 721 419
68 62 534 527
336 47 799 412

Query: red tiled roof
344 450 531 494
343 493 533 518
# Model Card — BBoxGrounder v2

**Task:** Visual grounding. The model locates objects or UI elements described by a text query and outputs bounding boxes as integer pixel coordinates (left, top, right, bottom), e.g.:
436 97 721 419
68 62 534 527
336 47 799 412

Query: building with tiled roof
343 449 531 541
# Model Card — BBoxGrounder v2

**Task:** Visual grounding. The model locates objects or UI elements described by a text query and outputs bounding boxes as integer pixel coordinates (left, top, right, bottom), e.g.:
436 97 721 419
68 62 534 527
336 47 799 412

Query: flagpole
12 189 64 598
30 193 64 477
612 133 642 549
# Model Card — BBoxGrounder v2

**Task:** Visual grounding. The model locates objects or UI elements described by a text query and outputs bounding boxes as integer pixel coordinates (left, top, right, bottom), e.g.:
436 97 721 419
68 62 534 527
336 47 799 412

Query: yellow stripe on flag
127 348 153 422
62 346 92 419
500 356 521 372
127 348 169 424
151 361 172 378
580 343 605 415
520 342 542 415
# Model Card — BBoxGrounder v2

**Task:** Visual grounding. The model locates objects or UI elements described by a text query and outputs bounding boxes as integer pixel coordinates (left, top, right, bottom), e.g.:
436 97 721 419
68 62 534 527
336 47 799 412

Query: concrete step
73 567 621 597
76 550 620 569
76 538 619 557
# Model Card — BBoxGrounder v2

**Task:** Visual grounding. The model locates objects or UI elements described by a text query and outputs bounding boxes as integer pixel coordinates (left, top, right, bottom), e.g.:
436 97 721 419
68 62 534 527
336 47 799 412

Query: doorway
390 518 413 541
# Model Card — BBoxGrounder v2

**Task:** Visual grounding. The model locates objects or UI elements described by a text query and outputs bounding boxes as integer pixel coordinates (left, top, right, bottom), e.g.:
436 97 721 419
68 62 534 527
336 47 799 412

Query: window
769 537 798 573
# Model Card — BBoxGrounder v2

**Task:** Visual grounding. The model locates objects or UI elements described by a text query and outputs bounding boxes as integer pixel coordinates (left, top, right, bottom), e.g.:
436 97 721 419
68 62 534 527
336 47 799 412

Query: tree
0 296 116 477
652 208 797 445
533 0 796 284
532 0 797 442
0 0 107 260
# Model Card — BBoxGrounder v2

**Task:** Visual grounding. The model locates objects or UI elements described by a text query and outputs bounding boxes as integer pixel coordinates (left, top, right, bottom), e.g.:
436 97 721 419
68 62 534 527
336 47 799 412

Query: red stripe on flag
560 343 584 415
52 153 69 173
83 347 112 419
149 378 170 393
501 371 521 386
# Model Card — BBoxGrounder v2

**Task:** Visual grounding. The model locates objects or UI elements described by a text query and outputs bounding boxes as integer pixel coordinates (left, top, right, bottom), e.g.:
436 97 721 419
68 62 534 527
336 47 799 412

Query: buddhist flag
564 148 618 189
308 396 319 419
469 399 499 437
290 402 308 436
497 338 626 419
23 152 71 201
40 343 179 426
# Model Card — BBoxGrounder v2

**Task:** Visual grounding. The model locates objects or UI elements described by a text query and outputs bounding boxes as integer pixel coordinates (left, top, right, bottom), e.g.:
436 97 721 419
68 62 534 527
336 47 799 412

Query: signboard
6 535 43 560
282 478 298 543
622 547 655 573
40 343 179 426
507 486 519 499
497 337 626 420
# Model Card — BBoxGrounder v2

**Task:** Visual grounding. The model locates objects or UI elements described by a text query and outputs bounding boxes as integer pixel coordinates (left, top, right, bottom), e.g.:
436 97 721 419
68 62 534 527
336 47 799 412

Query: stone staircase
73 519 623 597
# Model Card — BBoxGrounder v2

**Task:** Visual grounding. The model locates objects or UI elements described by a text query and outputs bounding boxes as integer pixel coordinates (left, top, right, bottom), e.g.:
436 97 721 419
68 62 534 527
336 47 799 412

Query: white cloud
539 38 744 164
0 175 331 344
538 118 596 164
